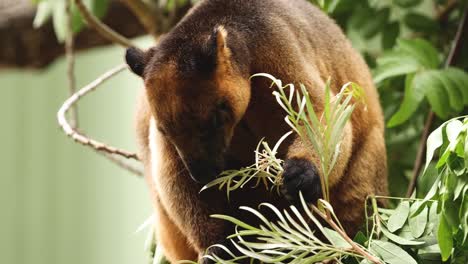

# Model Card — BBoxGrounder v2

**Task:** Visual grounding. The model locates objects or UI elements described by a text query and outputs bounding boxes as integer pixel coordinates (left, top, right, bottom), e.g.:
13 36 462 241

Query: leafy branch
405 6 468 197
201 76 381 263
207 196 382 264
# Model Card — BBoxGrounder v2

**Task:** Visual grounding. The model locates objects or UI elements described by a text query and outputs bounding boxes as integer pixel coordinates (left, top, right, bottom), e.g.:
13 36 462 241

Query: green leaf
374 55 420 84
389 70 453 123
353 231 368 246
92 0 110 18
437 71 464 112
465 130 468 169
324 0 341 13
425 125 444 171
444 68 468 105
446 119 464 145
371 240 417 264
404 13 439 33
394 0 423 7
381 226 425 245
461 197 468 243
33 1 53 28
409 201 428 238
362 8 390 39
348 6 373 30
422 71 450 119
387 201 410 232
397 39 440 69
387 74 422 127
418 243 442 261
397 224 416 240
52 0 67 42
323 227 352 249
438 215 453 261
382 22 400 49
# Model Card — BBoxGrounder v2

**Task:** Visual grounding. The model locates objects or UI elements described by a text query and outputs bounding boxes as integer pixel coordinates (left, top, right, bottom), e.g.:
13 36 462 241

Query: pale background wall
0 38 153 264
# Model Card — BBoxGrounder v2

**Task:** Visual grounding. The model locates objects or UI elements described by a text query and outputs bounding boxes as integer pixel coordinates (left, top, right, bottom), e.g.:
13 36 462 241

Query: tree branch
0 1 146 68
407 6 468 197
57 64 141 162
73 0 135 48
62 0 143 176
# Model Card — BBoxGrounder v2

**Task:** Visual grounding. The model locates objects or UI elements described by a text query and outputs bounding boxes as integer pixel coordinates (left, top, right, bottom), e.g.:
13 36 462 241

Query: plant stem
311 205 383 264
65 0 78 128
406 6 468 197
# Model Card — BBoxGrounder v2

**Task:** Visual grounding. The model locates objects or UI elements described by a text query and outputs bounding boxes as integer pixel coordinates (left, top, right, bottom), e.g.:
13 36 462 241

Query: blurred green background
0 38 153 264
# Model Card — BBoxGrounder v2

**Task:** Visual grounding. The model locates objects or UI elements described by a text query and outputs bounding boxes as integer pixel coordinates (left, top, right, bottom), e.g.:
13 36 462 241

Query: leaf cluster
374 39 468 127
33 0 109 42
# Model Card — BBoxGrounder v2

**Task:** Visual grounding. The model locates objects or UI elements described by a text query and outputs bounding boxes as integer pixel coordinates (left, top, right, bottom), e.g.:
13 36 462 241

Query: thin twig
407 6 468 197
406 112 434 197
311 205 383 264
65 0 78 128
436 0 458 22
99 151 143 176
73 0 134 47
120 0 159 36
57 64 141 161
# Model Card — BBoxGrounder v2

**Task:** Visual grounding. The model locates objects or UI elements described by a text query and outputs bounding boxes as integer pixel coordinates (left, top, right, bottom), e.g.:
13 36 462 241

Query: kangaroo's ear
125 47 147 77
213 25 231 68
204 25 231 71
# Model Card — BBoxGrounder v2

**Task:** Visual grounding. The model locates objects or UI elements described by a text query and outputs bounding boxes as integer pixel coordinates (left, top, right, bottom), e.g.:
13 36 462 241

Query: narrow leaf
425 125 444 171
409 201 428 238
437 215 453 261
371 240 417 264
387 73 423 127
381 227 425 246
322 228 352 249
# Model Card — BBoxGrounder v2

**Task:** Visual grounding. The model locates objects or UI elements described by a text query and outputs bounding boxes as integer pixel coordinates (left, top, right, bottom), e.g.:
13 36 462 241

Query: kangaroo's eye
212 101 231 129
157 126 167 136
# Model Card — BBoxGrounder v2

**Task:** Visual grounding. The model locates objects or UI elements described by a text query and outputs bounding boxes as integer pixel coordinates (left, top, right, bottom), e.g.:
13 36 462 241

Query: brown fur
129 0 388 262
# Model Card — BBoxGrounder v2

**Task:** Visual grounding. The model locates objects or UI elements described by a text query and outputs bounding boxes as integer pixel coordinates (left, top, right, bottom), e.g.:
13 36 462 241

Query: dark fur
127 0 388 262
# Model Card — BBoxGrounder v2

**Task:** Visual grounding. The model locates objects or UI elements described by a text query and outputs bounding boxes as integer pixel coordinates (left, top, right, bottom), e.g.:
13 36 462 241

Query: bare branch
63 1 143 176
73 0 135 47
120 0 160 36
57 64 141 161
98 151 144 176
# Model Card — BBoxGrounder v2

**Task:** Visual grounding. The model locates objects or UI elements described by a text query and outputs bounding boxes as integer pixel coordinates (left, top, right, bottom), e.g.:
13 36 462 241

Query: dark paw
280 158 322 204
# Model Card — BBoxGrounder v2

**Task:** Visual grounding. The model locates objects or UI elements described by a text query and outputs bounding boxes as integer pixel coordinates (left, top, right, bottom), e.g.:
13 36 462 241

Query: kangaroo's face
126 26 250 184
